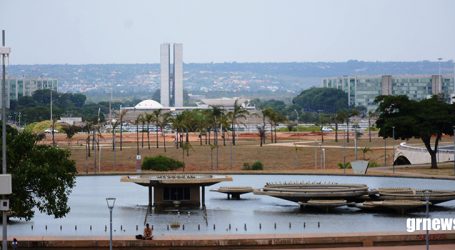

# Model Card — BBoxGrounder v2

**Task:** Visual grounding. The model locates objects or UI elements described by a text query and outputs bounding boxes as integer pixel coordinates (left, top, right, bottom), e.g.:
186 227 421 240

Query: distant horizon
7 59 455 66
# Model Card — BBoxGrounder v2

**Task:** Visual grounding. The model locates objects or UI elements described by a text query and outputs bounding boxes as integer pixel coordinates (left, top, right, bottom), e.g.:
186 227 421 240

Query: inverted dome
134 99 163 109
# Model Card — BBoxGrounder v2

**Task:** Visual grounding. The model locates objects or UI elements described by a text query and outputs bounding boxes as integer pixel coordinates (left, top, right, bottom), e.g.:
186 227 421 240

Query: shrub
242 162 251 170
251 161 264 170
337 162 352 169
242 161 264 170
142 155 184 171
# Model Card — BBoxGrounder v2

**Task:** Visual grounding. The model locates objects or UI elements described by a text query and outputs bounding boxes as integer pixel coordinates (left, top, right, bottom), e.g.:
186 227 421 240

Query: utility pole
1 29 11 250
50 88 55 146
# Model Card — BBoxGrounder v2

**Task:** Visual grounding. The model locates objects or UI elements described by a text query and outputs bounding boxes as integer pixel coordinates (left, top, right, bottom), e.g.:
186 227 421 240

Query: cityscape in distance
8 60 455 102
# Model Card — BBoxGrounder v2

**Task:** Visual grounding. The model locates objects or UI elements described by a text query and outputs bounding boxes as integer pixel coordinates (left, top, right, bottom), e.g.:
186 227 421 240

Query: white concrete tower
173 43 183 107
160 43 170 107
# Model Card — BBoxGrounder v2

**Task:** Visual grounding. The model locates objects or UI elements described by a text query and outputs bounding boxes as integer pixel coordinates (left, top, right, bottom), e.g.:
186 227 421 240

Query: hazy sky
1 0 455 64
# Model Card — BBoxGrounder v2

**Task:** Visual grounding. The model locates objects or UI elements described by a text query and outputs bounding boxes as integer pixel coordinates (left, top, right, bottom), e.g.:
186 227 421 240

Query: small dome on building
134 99 163 109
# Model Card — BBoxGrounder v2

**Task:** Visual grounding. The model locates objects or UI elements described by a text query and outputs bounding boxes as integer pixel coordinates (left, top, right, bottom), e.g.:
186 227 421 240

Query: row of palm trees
124 100 253 152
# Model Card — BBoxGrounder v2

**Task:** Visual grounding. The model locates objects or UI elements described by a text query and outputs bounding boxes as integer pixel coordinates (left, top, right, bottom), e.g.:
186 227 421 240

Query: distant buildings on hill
322 75 455 111
1 77 58 107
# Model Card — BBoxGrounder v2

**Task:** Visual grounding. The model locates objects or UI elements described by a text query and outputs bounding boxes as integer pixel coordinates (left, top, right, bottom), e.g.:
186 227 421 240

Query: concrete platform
6 232 455 249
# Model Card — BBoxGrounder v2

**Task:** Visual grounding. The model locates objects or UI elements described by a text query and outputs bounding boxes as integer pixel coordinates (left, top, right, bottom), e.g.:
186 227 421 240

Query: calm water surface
4 174 455 236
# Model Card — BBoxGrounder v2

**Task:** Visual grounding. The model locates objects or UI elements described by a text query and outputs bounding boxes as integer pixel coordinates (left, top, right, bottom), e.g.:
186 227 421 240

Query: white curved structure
394 142 454 165
134 99 163 109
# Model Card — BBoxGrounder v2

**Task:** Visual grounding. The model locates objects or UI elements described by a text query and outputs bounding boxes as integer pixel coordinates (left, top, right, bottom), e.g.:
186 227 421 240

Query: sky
1 0 455 64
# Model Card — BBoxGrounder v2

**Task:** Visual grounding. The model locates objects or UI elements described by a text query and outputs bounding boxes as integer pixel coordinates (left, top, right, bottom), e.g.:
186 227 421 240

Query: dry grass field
39 130 455 178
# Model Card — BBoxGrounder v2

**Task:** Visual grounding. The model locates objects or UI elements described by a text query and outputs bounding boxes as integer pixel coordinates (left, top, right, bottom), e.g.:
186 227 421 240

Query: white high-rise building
160 43 183 107
173 43 183 107
160 43 170 107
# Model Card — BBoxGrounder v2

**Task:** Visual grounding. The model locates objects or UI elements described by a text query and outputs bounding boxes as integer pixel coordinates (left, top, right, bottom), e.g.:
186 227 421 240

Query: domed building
134 99 164 110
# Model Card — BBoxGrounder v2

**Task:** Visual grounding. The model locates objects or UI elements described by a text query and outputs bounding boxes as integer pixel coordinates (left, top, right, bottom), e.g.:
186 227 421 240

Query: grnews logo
407 218 455 232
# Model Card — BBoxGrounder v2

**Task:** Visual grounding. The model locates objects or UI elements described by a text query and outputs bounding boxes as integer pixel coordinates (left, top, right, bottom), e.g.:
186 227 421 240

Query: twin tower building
160 43 183 107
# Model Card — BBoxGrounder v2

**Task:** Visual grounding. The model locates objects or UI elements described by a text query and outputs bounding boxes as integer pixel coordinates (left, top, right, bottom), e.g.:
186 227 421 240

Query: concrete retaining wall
8 232 455 249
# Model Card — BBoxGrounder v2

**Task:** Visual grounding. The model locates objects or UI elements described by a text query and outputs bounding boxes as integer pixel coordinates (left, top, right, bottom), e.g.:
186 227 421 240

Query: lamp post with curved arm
106 198 116 250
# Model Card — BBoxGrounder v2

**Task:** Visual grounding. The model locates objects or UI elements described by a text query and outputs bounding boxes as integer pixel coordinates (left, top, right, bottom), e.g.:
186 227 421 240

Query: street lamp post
1 29 11 250
453 126 455 176
392 126 395 174
354 125 358 160
106 198 116 250
424 190 431 250
321 148 326 169
112 119 117 170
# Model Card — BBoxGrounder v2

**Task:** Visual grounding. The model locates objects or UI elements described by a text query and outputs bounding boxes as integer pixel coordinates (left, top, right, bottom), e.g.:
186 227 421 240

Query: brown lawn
42 131 455 178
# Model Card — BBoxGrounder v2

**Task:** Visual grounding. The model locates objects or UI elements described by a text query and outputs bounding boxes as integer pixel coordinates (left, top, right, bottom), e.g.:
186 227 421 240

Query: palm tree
135 114 144 155
119 109 128 151
144 113 154 149
271 111 286 143
61 124 80 147
158 112 172 152
140 114 146 149
262 108 275 143
181 142 193 171
151 109 162 148
171 112 186 149
209 106 224 169
227 99 249 146
209 106 224 146
219 112 230 146
318 114 331 143
193 110 208 146
334 111 347 143
262 108 285 143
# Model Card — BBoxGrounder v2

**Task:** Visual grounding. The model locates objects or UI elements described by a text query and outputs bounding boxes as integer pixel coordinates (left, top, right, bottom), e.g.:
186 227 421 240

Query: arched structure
394 142 454 165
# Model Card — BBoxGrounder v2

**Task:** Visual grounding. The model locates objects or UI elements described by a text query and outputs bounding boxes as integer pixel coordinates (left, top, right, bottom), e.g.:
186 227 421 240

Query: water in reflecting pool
4 174 455 236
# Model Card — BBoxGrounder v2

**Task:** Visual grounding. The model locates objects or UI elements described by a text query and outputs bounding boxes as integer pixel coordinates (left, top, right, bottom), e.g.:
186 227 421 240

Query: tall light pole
424 190 431 250
321 148 326 169
112 119 117 170
354 124 358 160
106 198 116 250
384 138 387 168
1 29 11 250
453 126 455 176
50 88 55 146
392 126 395 174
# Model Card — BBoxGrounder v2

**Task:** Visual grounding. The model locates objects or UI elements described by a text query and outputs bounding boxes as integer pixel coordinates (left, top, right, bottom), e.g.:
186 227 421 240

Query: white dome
134 99 163 109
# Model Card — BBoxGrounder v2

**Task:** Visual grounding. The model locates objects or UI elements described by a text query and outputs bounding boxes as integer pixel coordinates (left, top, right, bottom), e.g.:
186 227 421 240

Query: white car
44 128 59 133
321 127 333 132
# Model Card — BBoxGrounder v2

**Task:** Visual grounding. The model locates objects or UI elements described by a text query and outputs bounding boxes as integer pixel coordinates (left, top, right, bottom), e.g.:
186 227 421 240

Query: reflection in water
3 175 455 236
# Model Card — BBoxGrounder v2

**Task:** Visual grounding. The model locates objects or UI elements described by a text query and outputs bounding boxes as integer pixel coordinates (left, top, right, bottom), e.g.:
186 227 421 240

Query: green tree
375 95 455 169
292 87 348 113
226 99 249 146
60 124 81 146
4 127 77 220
